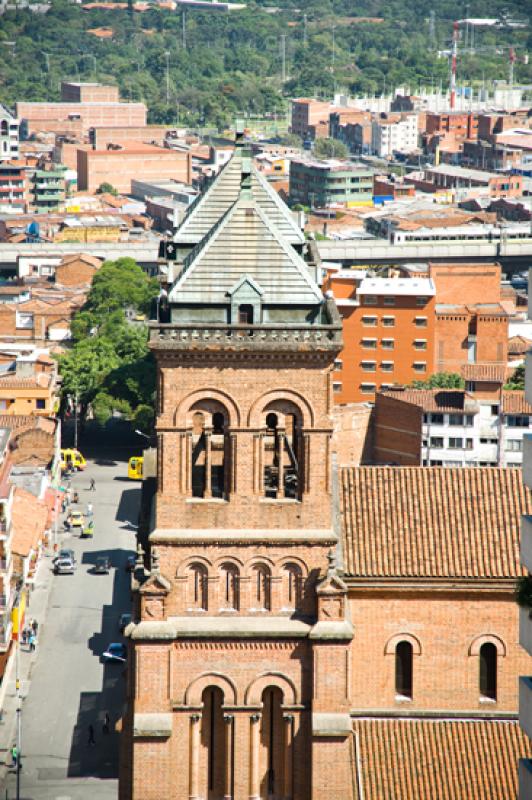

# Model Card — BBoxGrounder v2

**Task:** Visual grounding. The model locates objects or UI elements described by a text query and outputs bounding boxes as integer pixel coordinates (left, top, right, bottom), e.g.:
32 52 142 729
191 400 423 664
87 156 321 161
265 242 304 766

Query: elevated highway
317 236 532 273
0 241 160 272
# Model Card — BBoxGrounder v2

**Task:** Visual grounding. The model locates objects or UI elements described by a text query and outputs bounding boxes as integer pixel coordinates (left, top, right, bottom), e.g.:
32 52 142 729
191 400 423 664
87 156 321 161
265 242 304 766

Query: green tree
96 182 118 195
410 372 465 389
505 364 525 390
313 138 349 159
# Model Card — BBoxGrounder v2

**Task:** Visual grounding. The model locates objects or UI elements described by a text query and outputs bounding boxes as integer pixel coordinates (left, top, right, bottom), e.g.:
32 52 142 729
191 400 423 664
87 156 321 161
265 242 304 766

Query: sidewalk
0 549 56 784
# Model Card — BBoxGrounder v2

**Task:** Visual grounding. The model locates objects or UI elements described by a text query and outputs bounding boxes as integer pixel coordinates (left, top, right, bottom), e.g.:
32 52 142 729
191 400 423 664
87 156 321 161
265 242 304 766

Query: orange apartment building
324 268 436 403
325 260 509 404
76 143 192 194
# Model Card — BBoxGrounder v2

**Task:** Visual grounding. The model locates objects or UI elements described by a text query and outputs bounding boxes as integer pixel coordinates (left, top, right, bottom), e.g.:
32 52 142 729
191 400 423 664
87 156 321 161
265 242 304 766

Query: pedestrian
21 628 27 646
102 712 110 735
29 633 36 652
10 743 17 768
61 498 67 513
89 478 96 491
87 724 96 746
32 619 38 636
87 502 93 518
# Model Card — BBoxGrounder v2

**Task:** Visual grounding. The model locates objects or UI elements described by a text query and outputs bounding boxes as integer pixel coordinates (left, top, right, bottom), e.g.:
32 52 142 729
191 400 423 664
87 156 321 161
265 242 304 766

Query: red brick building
120 146 532 800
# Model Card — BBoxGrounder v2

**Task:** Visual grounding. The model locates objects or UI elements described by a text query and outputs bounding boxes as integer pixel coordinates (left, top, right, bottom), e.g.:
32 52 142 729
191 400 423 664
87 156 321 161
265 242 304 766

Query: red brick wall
373 393 422 465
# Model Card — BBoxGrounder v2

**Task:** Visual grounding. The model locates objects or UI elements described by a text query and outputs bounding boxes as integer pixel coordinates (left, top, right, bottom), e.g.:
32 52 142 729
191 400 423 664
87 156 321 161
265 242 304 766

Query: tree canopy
410 372 465 389
58 257 158 430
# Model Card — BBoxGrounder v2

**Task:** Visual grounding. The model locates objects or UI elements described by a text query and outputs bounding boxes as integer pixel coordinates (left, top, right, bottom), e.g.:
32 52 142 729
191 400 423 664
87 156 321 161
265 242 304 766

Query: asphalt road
5 455 140 800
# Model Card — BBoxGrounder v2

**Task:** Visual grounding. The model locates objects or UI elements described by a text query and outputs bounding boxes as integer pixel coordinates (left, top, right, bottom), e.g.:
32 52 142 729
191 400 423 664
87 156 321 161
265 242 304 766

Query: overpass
317 236 532 273
0 241 160 272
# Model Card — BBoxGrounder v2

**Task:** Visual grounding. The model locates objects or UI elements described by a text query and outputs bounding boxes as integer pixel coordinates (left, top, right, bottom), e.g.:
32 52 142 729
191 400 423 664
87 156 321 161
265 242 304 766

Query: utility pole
280 34 286 84
164 50 170 106
450 20 459 110
182 10 187 50
74 392 79 451
303 13 307 45
15 639 21 800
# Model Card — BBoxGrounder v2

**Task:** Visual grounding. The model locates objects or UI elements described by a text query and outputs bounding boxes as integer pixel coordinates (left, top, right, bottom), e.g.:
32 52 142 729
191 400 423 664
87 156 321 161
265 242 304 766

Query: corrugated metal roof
170 196 322 305
174 148 305 245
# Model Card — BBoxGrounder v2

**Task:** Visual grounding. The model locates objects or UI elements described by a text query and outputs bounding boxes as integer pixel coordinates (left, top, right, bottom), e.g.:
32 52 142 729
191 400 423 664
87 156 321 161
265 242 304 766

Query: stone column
283 714 294 800
277 429 286 498
189 713 201 800
249 712 261 800
223 714 233 800
204 426 212 498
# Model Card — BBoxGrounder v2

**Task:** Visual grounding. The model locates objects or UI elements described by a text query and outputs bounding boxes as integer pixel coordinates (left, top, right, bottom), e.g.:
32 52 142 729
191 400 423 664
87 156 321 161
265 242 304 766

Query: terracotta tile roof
0 415 56 435
353 718 532 800
509 334 530 355
340 466 531 578
380 388 478 413
0 372 51 389
460 363 508 383
503 390 532 414
11 487 48 557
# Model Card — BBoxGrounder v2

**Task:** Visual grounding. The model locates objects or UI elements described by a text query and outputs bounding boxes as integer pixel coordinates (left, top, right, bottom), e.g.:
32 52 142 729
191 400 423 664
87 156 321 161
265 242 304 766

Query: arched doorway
260 687 284 798
200 686 230 799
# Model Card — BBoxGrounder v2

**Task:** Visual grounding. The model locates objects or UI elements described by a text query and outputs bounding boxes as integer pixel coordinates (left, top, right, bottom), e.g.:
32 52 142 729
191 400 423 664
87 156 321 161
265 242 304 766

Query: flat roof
358 277 435 296
427 164 498 182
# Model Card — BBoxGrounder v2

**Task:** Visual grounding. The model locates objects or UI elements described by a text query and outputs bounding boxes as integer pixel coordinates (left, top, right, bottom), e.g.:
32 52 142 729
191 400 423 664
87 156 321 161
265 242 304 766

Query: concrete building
371 114 418 158
30 165 67 211
414 164 523 199
374 387 531 466
77 144 192 194
0 161 27 212
289 158 374 208
60 81 119 103
0 106 19 163
324 267 436 404
290 98 336 140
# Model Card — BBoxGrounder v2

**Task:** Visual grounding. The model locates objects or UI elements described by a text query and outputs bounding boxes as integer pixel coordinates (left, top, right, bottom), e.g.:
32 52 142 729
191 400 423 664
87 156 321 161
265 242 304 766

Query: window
361 338 377 349
16 312 34 330
333 382 342 394
382 316 395 327
360 383 376 394
381 361 394 372
414 339 427 350
490 405 499 416
479 643 497 701
381 339 394 350
253 565 271 611
413 362 426 372
220 563 239 611
430 413 444 425
395 641 413 699
506 415 529 428
361 361 376 372
189 563 208 611
465 415 474 427
416 296 429 307
363 295 377 306
480 437 498 444
506 439 523 452
430 437 444 448
466 381 476 392
362 316 377 326
36 399 46 410
383 296 396 306
284 563 303 609
448 437 464 449
415 316 427 327
238 304 254 324
334 359 343 371
448 414 463 426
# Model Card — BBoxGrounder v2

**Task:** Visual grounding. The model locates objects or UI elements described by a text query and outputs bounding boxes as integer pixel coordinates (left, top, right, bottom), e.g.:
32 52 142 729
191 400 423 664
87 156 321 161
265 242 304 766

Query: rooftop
357 277 435 296
427 164 499 183
460 363 508 383
353 718 531 800
340 466 530 579
380 388 478 413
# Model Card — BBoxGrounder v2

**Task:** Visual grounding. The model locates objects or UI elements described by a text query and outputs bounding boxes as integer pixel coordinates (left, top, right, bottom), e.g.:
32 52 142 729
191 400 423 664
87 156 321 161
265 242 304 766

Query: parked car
94 556 111 574
54 558 75 575
126 556 136 572
119 613 132 632
67 510 85 529
53 549 76 565
102 643 127 663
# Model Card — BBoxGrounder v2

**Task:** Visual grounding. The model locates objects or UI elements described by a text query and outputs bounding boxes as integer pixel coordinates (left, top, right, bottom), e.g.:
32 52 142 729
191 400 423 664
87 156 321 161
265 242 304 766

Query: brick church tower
120 144 355 800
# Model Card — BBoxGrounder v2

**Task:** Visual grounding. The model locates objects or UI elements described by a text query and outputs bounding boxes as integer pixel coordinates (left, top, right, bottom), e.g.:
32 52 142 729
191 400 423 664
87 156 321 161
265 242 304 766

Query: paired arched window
252 565 271 611
0 120 8 137
479 643 497 701
190 404 228 499
188 563 208 611
220 563 239 611
395 641 413 699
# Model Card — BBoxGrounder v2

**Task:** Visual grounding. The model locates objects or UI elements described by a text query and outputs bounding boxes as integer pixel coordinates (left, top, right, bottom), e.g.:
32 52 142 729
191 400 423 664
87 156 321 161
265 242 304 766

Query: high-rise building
0 105 19 163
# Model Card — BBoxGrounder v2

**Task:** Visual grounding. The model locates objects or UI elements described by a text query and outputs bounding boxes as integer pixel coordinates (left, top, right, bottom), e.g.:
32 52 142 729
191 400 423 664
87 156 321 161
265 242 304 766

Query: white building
370 114 418 158
0 105 19 163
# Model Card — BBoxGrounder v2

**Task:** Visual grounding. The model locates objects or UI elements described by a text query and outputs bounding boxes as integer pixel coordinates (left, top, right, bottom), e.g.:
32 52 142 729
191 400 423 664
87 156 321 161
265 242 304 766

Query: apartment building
30 165 67 211
0 160 27 212
289 157 374 207
0 105 19 163
374 387 530 466
371 114 418 158
324 267 436 403
417 164 523 199
290 98 336 139
77 143 192 194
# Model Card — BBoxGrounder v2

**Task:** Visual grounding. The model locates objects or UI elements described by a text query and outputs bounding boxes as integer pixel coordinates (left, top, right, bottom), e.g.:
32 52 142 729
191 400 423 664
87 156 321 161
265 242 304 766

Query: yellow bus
128 456 144 480
60 448 87 472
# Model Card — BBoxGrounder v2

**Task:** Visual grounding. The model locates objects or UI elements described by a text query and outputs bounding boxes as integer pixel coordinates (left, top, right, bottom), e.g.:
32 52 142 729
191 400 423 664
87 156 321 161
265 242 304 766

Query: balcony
520 677 532 740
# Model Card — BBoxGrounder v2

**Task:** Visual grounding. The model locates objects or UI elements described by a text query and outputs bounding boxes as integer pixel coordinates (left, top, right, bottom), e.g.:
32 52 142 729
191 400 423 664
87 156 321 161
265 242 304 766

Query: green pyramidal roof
169 194 322 306
174 148 305 247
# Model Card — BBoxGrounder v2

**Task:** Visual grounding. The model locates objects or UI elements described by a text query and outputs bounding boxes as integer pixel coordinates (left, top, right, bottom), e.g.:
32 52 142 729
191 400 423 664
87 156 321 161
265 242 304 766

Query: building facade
0 106 19 163
289 158 374 208
370 114 418 158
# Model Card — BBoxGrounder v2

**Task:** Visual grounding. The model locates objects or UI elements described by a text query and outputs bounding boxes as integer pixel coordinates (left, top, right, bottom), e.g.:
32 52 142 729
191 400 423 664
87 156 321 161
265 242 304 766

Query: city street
4 453 140 800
